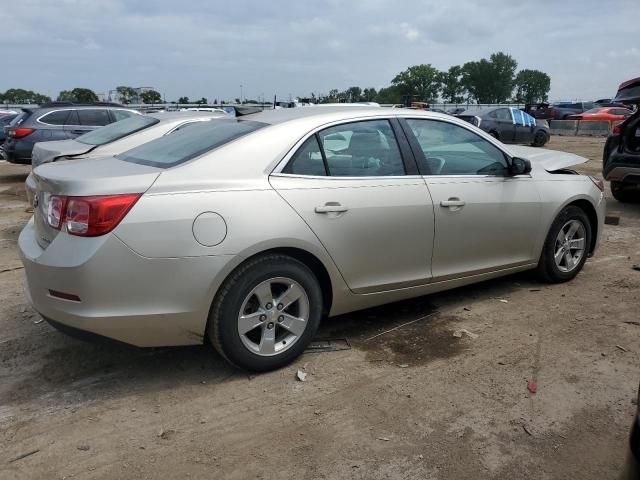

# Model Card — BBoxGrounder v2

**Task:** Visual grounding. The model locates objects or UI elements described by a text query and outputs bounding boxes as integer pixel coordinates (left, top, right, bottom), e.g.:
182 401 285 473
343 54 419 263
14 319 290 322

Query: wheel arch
566 198 599 255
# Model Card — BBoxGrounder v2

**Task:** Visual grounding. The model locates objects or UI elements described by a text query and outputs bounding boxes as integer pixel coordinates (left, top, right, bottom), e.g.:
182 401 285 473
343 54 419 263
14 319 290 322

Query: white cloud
0 0 637 101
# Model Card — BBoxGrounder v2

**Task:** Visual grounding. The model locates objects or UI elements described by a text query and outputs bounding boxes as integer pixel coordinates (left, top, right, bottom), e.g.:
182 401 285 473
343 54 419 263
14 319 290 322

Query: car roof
243 106 445 126
146 111 227 121
455 106 501 115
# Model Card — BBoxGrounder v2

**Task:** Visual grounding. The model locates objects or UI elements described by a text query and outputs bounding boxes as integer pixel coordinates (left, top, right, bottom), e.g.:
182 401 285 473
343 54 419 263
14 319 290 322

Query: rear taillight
10 127 34 139
46 194 141 236
612 124 622 135
548 107 555 117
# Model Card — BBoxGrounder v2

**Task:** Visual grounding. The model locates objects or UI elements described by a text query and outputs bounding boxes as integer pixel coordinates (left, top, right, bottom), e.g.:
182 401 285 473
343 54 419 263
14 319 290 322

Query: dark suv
3 102 138 164
602 77 640 202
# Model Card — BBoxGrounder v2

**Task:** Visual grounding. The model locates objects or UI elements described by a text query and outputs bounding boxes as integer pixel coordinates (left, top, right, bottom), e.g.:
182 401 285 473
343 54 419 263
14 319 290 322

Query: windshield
116 118 267 168
76 115 160 146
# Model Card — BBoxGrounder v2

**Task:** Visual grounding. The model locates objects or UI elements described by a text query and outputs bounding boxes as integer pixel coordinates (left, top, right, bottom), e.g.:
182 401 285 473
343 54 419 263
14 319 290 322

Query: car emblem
33 196 39 208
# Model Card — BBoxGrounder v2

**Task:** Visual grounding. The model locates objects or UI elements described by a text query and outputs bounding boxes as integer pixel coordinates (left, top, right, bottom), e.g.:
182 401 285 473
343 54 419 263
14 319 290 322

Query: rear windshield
116 118 266 168
76 115 160 146
616 85 640 104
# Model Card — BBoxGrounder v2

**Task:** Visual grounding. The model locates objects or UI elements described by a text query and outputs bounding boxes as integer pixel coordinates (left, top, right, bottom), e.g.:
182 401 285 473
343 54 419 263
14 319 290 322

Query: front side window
117 118 266 168
76 115 160 146
405 119 509 176
39 110 70 125
78 109 111 126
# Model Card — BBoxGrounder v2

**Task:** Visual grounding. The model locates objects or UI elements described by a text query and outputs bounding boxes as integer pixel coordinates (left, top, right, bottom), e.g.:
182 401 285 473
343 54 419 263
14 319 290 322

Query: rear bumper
18 219 234 347
4 139 33 164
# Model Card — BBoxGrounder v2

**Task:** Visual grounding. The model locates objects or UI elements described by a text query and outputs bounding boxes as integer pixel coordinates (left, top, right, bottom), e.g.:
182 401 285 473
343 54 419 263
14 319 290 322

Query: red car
567 107 633 121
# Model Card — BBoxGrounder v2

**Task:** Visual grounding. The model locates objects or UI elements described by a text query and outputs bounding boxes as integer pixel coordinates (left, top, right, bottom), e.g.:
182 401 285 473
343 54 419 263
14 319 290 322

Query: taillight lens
46 194 141 236
47 195 67 230
10 127 34 139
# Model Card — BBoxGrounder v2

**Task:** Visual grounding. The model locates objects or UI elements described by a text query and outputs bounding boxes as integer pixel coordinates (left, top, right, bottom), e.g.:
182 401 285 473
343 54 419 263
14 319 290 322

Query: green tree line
315 52 550 105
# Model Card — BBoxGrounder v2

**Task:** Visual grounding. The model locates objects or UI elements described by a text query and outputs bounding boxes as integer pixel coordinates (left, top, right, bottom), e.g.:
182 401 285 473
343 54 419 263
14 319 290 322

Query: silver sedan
19 107 605 371
25 111 226 204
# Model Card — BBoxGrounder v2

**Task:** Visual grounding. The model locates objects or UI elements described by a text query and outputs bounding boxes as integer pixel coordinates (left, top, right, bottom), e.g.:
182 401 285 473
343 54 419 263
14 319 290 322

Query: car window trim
397 116 514 177
36 107 137 128
275 116 412 179
36 109 72 126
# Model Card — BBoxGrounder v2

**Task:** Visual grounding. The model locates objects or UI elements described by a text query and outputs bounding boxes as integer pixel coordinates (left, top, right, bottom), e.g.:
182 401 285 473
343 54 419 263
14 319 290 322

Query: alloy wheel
237 277 310 356
553 219 586 273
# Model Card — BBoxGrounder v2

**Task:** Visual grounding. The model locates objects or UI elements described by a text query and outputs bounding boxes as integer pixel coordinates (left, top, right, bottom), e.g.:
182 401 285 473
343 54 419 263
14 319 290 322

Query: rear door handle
440 198 465 208
315 203 348 214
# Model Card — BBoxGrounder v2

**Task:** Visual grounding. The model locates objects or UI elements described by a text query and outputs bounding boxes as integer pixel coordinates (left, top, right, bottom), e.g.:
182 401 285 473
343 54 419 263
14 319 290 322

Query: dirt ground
1 136 639 480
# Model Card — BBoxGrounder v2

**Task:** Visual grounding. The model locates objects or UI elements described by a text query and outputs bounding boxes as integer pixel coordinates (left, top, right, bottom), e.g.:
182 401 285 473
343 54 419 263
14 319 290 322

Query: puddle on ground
317 297 465 366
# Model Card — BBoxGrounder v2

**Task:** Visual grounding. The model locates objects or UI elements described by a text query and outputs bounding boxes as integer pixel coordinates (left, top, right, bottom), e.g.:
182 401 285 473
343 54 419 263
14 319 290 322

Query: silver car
19 107 605 371
25 111 226 204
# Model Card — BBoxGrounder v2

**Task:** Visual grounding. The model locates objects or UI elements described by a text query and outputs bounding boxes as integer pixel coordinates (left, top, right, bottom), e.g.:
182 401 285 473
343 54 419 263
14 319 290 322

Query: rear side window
283 136 326 176
117 119 266 168
78 109 111 126
112 110 136 121
39 110 70 125
76 115 160 146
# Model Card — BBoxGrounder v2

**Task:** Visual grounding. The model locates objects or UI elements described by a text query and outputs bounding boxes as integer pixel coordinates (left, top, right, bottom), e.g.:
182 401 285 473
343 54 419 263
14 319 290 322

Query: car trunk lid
507 145 588 172
31 139 97 168
32 156 161 249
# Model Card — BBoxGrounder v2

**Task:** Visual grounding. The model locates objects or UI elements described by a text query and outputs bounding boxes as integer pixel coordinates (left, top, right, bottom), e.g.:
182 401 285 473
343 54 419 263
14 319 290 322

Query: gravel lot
1 136 638 480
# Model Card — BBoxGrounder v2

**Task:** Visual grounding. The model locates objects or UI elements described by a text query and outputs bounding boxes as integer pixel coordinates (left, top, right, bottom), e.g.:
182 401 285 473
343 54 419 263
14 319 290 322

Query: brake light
47 195 66 229
612 124 622 135
589 176 605 192
10 127 34 139
46 194 141 236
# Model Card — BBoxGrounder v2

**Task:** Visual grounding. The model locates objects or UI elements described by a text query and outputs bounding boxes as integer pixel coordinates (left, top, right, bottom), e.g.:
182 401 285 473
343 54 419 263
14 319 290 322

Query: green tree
195 97 207 104
178 96 189 104
362 87 378 102
116 86 137 104
374 86 402 104
57 88 98 103
439 66 465 104
514 69 551 104
391 64 441 104
1 88 50 104
462 52 517 103
140 89 162 104
344 86 363 102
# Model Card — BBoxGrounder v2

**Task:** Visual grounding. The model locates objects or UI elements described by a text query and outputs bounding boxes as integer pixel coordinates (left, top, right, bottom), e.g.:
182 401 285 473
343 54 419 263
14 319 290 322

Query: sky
1 0 638 103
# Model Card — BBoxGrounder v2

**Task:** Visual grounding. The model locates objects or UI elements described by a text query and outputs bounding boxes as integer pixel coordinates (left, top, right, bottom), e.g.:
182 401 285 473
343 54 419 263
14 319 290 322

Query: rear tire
536 206 591 283
531 130 548 147
208 254 322 372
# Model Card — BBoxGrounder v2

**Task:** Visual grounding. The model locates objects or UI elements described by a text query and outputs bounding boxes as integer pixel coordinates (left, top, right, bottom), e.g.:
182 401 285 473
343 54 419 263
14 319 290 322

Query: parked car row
526 100 634 120
3 102 140 164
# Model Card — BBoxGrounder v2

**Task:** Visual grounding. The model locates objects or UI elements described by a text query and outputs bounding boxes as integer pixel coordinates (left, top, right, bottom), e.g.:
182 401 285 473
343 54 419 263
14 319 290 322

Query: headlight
589 176 604 192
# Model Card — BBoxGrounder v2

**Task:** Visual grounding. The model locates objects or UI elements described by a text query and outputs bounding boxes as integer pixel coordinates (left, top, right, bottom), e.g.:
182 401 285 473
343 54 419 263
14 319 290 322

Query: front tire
536 206 591 283
208 254 322 372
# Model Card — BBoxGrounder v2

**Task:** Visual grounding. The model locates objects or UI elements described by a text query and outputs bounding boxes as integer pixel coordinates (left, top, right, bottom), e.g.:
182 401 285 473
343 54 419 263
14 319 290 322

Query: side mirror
510 157 532 175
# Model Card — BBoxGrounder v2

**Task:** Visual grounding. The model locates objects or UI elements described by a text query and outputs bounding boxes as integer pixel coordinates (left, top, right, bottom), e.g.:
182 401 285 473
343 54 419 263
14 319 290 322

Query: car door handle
315 203 348 214
440 198 465 208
